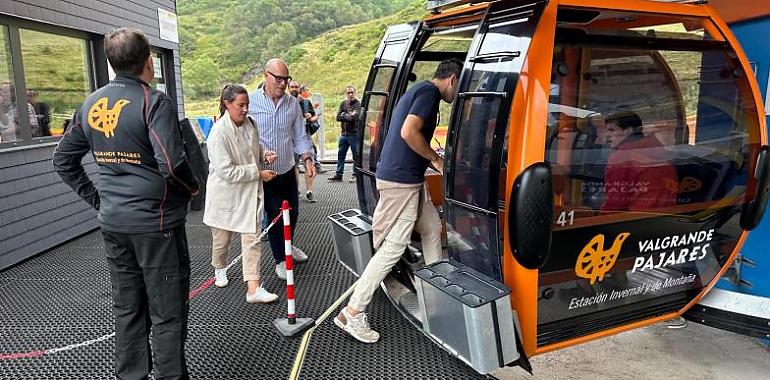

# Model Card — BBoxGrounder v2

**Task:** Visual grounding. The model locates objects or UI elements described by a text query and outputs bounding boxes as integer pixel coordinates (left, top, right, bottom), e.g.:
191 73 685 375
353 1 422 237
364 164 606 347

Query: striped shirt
248 88 312 175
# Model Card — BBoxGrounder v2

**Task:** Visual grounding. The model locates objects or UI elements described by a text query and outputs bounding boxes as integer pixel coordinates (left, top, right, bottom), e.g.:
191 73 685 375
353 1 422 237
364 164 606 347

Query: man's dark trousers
336 135 360 176
264 169 299 263
102 225 191 380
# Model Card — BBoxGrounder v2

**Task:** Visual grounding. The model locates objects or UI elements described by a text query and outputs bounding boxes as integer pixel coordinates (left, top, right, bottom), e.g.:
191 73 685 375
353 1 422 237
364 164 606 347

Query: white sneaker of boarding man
335 58 463 343
203 84 280 304
248 58 314 280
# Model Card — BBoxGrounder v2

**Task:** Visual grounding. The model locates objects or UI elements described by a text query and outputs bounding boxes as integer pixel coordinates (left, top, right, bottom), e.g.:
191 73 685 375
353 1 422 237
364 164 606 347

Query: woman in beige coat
203 84 279 303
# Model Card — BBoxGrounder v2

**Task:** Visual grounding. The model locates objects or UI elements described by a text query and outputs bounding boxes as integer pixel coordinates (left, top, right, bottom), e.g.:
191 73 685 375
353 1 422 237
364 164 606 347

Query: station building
0 0 184 269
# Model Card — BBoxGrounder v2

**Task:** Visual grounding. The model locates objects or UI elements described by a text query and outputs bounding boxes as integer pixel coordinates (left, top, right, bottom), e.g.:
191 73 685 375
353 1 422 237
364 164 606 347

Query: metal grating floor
0 169 486 379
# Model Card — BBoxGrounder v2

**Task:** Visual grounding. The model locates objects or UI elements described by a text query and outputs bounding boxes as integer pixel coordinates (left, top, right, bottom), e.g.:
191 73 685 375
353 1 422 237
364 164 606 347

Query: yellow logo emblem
87 97 130 138
575 232 631 284
663 176 703 194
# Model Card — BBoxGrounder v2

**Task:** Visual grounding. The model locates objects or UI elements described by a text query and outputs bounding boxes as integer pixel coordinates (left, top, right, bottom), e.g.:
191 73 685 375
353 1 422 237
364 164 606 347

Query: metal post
273 200 314 336
283 200 296 324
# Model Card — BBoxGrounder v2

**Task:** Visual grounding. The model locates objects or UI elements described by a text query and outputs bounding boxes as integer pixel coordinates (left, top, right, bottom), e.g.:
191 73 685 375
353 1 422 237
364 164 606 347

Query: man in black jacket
53 27 198 380
328 85 361 182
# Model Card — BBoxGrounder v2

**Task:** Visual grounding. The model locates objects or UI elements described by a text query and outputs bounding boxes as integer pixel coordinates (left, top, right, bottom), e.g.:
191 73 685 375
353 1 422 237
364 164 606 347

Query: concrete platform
494 321 770 380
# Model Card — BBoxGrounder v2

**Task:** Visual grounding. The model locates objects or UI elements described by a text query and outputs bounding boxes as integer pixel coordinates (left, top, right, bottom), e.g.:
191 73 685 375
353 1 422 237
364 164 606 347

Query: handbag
306 120 320 135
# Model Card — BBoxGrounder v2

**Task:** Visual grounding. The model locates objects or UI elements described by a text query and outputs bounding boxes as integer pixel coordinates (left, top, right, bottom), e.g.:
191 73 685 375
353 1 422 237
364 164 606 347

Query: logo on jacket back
88 97 130 138
575 232 630 284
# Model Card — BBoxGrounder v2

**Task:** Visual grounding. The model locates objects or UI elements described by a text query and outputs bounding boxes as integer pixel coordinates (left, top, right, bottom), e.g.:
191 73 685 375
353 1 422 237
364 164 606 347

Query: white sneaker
334 307 380 343
214 268 229 287
305 190 317 203
246 287 279 303
275 261 287 280
291 245 309 263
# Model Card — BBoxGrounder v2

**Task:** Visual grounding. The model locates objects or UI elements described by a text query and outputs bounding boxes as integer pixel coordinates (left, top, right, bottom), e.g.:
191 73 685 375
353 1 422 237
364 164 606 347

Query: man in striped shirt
249 58 315 280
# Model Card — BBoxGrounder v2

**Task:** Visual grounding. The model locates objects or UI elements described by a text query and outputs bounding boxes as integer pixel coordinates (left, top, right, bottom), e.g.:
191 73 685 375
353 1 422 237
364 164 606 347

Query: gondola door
356 23 423 216
444 1 546 280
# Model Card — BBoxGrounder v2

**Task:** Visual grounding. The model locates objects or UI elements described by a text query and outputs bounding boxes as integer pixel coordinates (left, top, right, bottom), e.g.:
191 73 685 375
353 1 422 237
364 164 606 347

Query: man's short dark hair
606 111 642 130
105 27 151 77
433 58 463 80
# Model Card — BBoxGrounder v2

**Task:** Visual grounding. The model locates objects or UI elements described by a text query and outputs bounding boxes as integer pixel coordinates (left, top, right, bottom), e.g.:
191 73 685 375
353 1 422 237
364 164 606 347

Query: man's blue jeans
336 135 360 176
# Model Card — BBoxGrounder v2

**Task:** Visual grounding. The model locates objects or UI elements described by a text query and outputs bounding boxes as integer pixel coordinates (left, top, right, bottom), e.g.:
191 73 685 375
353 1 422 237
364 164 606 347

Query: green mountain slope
285 0 426 106
178 0 413 99
184 0 428 152
286 0 427 151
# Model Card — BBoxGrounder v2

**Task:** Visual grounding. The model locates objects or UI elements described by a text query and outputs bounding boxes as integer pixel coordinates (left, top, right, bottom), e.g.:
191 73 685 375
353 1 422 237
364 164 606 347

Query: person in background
328 85 361 182
300 85 327 174
335 59 463 343
203 84 279 304
24 92 40 137
0 83 38 139
0 83 15 142
248 58 314 280
53 27 198 379
289 81 323 202
601 111 678 212
28 90 51 136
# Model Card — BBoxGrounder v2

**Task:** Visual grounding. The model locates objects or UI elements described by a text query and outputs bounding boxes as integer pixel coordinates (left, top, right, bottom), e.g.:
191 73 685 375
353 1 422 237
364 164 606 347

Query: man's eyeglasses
346 91 355 94
267 71 292 84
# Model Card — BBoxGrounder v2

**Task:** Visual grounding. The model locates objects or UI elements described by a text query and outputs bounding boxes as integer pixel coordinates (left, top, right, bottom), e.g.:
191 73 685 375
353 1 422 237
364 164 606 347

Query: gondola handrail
458 91 507 98
470 51 521 62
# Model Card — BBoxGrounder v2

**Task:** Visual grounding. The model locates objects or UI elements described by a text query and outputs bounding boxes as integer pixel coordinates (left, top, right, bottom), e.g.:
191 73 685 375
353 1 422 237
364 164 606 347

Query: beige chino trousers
211 227 262 282
348 179 442 312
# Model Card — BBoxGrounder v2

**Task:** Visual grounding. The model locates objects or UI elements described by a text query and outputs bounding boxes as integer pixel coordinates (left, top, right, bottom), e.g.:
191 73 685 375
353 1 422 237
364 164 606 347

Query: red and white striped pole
273 200 311 336
282 200 296 324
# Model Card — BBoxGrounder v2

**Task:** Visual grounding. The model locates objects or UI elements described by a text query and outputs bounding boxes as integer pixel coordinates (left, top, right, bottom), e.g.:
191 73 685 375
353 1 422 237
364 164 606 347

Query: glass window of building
20 28 91 137
0 26 20 143
152 50 167 93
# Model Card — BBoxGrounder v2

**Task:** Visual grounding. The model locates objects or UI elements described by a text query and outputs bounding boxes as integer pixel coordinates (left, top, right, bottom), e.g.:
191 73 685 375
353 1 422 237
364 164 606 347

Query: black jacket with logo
336 98 361 136
53 75 199 233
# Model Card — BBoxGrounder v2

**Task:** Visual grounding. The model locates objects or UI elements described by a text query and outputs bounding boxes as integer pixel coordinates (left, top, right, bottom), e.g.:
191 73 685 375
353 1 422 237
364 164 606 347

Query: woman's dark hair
219 84 248 117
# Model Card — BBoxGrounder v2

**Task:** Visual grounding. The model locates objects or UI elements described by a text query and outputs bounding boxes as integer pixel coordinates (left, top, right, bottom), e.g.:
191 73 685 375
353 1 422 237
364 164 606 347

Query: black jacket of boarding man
53 74 199 233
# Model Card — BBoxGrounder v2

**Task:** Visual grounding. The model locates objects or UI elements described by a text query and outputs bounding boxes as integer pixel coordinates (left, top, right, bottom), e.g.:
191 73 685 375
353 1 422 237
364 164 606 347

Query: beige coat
203 113 265 234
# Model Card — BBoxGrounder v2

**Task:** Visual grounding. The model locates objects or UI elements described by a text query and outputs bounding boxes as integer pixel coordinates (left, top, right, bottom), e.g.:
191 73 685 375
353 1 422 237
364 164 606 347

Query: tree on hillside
261 22 298 63
182 56 221 99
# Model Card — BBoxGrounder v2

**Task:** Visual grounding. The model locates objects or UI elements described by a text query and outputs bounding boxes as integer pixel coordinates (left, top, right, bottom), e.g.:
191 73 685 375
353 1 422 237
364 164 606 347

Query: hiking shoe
246 287 279 304
291 245 309 263
334 308 380 343
260 233 269 242
297 165 306 173
348 176 356 183
327 174 342 182
214 268 229 288
306 190 317 203
316 164 328 174
275 261 287 280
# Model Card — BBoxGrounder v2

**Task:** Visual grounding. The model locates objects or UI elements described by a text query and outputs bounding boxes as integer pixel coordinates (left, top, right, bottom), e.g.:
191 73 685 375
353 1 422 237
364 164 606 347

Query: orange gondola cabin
337 0 770 374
